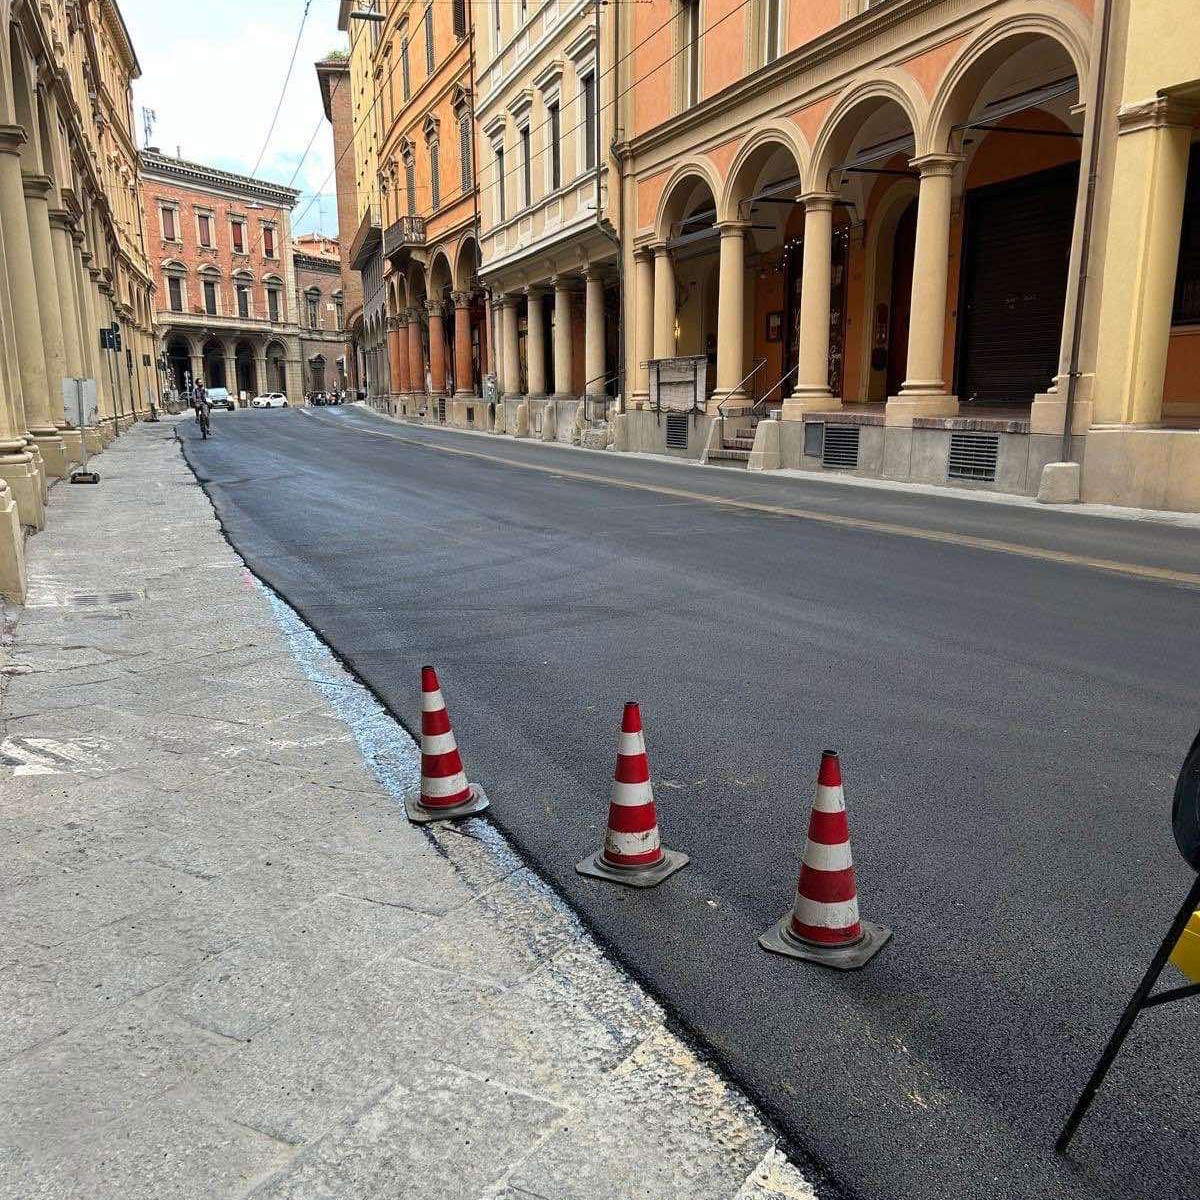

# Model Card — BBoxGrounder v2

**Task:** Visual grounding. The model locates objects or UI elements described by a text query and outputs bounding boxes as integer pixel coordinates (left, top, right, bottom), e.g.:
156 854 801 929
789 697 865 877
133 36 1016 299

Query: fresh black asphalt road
179 405 1200 1200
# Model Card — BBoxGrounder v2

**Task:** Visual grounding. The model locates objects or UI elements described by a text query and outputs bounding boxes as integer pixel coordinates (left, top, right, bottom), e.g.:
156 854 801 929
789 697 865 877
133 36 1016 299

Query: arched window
162 260 187 313
264 274 285 323
233 269 254 319
197 265 221 316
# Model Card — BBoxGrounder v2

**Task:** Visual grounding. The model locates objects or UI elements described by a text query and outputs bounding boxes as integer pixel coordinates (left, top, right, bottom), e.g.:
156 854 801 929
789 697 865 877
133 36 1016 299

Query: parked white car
250 393 288 409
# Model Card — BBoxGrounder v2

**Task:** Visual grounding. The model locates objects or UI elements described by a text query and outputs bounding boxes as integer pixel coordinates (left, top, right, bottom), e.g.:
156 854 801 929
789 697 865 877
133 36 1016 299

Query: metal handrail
753 363 799 414
718 358 767 416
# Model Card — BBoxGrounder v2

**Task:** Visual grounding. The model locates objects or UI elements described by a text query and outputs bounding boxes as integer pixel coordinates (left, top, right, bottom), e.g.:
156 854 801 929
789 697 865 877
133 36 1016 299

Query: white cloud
123 0 347 237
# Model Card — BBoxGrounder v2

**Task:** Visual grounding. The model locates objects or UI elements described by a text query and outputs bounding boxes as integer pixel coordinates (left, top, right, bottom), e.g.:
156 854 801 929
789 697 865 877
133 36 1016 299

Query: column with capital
49 210 85 463
23 171 70 467
584 270 605 399
254 349 268 400
427 301 448 395
393 313 412 395
632 250 654 406
0 125 66 477
223 341 237 401
652 245 675 360
82 265 110 446
407 309 426 397
452 292 475 398
525 288 546 398
0 209 40 538
552 278 574 399
500 294 520 401
885 154 961 425
781 193 838 420
713 221 748 408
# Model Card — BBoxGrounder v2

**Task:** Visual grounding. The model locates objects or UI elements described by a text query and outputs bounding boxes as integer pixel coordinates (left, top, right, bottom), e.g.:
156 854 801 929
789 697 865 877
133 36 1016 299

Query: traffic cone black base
405 784 490 824
575 846 689 889
758 916 891 971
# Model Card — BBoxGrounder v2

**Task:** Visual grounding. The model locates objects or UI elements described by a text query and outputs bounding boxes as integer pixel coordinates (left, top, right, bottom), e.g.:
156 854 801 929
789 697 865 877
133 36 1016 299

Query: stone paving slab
0 423 816 1200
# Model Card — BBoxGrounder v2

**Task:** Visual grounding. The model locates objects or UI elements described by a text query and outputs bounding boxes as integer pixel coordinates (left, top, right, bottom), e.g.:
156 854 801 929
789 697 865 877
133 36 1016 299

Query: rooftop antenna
141 106 156 148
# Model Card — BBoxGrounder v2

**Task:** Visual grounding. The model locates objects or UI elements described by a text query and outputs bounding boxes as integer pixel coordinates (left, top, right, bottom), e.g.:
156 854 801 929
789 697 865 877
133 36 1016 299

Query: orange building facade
372 0 485 423
618 0 1109 491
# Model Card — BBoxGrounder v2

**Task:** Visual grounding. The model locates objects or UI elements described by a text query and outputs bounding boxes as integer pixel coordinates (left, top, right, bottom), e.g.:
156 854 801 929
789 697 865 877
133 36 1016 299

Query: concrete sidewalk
0 422 815 1200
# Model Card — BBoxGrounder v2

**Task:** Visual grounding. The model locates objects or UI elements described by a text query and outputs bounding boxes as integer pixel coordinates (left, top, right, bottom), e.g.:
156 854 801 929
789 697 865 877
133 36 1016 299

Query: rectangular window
335 297 344 328
459 111 473 191
425 7 434 74
203 279 217 315
682 0 700 107
198 213 213 248
168 275 182 312
430 143 441 209
237 285 250 318
405 156 417 215
307 297 319 328
548 100 561 191
161 207 176 241
520 125 531 206
401 36 411 101
267 289 280 322
764 0 780 63
581 72 597 171
231 220 245 253
452 0 466 39
492 0 499 34
263 225 276 257
495 146 505 221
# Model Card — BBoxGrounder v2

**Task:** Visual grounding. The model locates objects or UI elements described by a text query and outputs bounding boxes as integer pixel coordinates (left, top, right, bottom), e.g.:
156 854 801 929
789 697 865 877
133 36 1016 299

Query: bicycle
196 405 210 439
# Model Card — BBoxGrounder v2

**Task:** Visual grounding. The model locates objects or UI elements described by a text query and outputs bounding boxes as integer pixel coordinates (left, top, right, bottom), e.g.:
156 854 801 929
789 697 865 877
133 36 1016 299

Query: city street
181 404 1200 1200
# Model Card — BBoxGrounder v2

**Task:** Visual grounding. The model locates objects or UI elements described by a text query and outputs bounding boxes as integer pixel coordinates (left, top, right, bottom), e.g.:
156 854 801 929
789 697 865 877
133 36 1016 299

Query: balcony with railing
349 204 382 271
383 215 427 258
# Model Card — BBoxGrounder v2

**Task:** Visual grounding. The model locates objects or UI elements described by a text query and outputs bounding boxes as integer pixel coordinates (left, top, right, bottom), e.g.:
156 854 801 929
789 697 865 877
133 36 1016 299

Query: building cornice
294 252 343 273
139 151 301 208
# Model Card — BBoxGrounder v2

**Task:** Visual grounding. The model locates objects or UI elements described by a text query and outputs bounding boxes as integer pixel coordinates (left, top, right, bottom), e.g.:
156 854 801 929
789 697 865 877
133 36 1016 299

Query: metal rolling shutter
957 163 1078 406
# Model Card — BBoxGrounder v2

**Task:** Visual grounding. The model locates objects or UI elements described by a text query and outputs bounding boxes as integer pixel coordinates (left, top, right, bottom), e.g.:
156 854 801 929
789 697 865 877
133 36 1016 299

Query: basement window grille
436 397 447 424
822 425 859 469
665 411 689 449
466 405 474 424
947 431 999 481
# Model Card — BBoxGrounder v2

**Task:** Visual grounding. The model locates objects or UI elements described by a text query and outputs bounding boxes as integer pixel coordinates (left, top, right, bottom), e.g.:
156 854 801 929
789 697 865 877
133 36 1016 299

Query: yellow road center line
298 410 1200 590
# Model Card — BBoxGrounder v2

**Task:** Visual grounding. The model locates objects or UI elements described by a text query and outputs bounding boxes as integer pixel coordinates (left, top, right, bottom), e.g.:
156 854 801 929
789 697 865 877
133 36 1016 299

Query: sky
122 0 348 238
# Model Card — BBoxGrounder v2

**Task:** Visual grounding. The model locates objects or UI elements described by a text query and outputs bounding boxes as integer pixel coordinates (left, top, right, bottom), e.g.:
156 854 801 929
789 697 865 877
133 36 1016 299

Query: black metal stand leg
1056 873 1200 1154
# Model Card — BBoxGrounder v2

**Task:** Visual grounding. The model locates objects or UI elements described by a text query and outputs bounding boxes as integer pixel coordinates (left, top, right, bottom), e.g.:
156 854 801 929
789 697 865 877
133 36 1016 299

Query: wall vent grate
947 431 999 481
822 425 860 469
665 411 689 449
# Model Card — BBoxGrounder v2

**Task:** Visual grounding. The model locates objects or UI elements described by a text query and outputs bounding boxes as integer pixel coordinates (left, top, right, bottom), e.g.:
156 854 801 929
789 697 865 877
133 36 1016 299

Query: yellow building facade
334 0 1200 512
0 0 155 602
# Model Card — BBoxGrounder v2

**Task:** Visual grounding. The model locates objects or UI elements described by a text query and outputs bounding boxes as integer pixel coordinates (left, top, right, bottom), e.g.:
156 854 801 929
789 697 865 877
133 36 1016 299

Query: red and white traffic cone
576 701 688 888
405 666 490 823
759 750 890 969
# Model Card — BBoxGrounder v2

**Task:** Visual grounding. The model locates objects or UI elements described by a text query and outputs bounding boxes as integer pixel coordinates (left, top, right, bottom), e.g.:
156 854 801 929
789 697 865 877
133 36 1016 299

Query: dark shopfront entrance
955 162 1079 406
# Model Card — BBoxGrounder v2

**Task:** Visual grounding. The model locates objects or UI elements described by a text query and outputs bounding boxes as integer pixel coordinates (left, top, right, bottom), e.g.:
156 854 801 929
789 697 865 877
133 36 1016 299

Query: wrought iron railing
383 215 427 256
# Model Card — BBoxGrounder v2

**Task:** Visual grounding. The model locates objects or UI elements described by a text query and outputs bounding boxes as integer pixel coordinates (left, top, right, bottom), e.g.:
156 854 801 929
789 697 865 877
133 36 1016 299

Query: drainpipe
467 0 484 395
594 0 624 414
1059 0 1113 462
